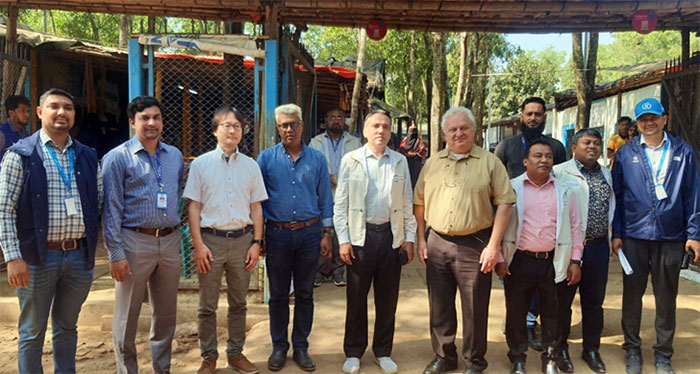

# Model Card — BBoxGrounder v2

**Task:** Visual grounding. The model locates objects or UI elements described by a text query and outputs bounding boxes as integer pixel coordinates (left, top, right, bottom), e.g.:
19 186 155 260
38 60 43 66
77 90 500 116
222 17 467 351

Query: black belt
366 222 391 232
584 236 607 246
518 249 554 260
124 226 177 237
46 238 86 251
204 225 253 238
433 227 492 248
267 217 320 231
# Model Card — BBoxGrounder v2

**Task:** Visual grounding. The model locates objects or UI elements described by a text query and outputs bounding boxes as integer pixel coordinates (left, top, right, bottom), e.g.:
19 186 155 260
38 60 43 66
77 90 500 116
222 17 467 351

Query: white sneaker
342 357 360 374
375 356 398 374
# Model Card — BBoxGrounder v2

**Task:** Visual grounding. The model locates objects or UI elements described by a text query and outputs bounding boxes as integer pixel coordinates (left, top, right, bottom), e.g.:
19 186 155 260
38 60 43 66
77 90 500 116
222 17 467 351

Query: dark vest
0 121 25 160
8 132 100 268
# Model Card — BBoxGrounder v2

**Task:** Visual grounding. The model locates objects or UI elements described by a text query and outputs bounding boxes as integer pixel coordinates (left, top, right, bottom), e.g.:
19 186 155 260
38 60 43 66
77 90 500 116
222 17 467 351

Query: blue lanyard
643 140 670 185
155 149 163 192
45 144 74 194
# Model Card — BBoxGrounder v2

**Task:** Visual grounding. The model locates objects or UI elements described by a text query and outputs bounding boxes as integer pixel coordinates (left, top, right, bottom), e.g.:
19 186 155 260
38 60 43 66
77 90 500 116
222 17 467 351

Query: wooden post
2 5 18 122
681 28 690 69
30 50 38 132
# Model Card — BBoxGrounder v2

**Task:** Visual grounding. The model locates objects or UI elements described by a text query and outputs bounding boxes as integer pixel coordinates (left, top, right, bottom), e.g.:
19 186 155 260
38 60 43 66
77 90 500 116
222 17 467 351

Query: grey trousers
621 238 685 361
198 231 252 360
113 228 182 374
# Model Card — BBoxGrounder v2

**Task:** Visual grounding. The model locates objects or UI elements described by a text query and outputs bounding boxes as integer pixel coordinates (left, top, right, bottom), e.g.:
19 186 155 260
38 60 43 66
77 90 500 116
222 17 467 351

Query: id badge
156 192 168 209
65 197 78 216
654 184 668 200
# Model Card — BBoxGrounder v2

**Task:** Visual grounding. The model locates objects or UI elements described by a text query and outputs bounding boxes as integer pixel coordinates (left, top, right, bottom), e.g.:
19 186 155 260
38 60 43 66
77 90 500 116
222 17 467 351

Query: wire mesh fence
0 53 30 123
154 52 260 287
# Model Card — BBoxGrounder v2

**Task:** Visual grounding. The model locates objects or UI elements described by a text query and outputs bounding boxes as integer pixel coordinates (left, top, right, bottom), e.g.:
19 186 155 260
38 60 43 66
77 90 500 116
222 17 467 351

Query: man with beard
606 116 632 168
309 108 361 287
495 97 567 179
494 97 567 353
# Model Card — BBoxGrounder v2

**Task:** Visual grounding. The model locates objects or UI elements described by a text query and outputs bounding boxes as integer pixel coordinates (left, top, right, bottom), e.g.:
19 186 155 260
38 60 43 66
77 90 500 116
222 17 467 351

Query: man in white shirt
184 106 268 374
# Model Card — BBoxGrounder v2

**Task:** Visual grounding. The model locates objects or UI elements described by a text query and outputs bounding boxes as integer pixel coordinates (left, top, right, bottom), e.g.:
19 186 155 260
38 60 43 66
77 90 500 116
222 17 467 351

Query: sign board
632 10 657 34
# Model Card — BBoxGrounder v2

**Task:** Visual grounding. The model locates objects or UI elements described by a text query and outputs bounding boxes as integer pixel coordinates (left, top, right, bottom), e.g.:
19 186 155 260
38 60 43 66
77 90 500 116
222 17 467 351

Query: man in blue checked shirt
257 103 334 372
0 88 102 374
102 96 184 374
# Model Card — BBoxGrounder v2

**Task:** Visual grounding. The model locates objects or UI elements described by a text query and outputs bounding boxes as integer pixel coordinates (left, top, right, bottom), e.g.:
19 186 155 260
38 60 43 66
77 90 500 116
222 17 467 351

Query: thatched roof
0 1 697 33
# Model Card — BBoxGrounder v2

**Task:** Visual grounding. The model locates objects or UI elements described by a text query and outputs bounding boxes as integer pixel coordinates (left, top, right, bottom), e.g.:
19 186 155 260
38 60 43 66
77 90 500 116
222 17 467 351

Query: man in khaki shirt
414 107 515 374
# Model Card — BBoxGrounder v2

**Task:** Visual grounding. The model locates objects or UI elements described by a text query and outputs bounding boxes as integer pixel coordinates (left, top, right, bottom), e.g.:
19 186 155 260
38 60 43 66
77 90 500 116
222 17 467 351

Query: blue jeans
265 222 321 352
16 246 94 374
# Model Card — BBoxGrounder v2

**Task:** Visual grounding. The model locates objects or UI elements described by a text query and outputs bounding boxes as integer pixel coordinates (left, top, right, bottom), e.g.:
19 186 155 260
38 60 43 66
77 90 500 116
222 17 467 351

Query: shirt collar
640 132 668 150
439 146 481 160
523 172 555 188
574 158 601 173
364 144 389 160
215 145 239 161
127 136 166 155
279 142 306 159
39 129 73 150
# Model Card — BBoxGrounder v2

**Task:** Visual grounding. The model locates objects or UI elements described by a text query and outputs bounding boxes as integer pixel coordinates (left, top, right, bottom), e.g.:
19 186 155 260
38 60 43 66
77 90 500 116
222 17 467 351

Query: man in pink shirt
497 139 583 374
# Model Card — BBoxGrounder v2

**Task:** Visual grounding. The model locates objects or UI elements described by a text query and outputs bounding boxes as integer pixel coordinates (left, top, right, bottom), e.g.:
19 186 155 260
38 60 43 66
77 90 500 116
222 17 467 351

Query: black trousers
554 239 610 353
621 238 685 361
343 226 401 358
505 251 558 364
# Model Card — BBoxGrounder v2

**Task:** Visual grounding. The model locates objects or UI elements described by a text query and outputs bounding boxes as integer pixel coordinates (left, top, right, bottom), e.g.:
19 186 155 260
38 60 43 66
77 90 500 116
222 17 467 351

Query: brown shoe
228 353 260 374
197 359 216 374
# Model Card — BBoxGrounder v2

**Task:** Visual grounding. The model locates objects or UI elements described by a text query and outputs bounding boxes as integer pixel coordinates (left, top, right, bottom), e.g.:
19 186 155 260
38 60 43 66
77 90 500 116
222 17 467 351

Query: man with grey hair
415 107 515 374
256 103 334 372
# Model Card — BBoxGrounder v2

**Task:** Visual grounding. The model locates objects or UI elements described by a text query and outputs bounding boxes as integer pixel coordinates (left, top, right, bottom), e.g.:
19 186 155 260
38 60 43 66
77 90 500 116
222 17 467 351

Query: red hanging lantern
366 19 387 41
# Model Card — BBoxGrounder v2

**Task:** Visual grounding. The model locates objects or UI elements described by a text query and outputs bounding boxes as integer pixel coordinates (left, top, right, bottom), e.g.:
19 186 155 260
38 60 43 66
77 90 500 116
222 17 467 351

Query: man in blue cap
611 97 700 374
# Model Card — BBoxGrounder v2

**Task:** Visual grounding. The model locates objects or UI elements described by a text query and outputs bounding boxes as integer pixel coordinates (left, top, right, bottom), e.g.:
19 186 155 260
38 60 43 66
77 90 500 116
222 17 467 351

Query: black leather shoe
655 361 675 374
556 349 574 373
293 350 316 371
528 327 544 352
542 360 560 374
267 350 286 371
423 356 458 374
464 367 484 374
625 352 642 374
511 361 527 374
582 350 606 373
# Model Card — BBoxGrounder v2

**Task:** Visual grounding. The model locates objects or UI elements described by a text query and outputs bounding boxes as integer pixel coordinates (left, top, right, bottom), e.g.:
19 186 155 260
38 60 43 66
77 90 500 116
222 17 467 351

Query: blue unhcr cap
634 98 665 120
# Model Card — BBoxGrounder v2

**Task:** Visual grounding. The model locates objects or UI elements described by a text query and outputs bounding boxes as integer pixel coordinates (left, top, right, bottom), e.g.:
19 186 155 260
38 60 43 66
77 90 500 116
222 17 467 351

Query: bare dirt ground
0 256 698 374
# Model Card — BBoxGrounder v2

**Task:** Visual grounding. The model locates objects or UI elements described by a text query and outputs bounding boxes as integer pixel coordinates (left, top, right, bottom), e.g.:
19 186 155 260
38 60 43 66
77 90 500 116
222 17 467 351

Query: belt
267 217 320 231
518 249 554 260
124 226 177 237
584 236 607 246
46 238 87 251
205 225 253 238
366 222 391 232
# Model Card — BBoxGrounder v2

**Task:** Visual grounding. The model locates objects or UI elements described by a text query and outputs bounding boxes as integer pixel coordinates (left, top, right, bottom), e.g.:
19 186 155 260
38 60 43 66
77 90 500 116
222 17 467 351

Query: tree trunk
472 35 492 146
454 32 469 107
87 13 100 42
464 33 481 109
430 32 447 154
407 31 417 121
572 32 599 130
119 15 130 47
349 28 367 136
49 10 57 34
423 32 433 147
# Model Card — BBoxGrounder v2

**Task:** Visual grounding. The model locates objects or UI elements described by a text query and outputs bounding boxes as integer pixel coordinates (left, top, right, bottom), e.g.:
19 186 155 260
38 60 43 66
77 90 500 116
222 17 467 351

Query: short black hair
127 96 163 120
39 88 74 107
521 97 546 112
524 138 552 159
4 95 29 116
211 105 246 132
572 128 602 145
618 116 632 125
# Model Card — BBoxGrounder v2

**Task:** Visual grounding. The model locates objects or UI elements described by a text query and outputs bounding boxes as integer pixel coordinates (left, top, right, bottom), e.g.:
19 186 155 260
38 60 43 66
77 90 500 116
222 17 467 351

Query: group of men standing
0 89 698 374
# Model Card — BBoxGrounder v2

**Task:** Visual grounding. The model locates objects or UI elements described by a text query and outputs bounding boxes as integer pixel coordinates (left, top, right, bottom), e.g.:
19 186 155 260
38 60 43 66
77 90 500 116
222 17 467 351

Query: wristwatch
251 239 264 246
323 227 334 236
570 259 582 266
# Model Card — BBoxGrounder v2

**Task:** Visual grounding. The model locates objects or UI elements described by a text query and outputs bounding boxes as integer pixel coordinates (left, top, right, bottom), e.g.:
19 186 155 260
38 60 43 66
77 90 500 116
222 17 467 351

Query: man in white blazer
552 128 615 374
333 109 416 374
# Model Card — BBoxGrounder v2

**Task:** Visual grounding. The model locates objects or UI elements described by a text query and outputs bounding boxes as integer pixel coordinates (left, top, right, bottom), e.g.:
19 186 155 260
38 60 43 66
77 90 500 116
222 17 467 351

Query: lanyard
521 135 527 152
45 144 74 194
643 140 670 185
155 149 164 192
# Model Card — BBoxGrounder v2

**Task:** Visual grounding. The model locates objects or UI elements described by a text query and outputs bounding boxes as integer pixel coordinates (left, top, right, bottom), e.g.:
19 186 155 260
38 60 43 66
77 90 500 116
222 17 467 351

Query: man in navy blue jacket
611 98 700 374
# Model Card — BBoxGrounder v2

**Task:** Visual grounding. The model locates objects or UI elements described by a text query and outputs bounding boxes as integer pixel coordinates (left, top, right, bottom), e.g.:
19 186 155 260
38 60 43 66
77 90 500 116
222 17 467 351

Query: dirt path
0 257 698 374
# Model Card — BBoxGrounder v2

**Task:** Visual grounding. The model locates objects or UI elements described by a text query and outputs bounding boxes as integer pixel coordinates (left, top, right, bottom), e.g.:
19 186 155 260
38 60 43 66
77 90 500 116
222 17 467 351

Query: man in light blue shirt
102 96 184 374
257 103 333 372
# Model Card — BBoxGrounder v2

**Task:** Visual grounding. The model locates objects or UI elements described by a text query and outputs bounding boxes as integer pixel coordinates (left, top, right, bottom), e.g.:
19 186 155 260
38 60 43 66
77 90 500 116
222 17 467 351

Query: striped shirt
102 136 184 262
0 130 103 262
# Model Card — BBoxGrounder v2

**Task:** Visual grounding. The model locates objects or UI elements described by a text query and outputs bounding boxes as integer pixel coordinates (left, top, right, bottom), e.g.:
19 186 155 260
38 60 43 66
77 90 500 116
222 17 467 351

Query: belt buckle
535 251 549 260
226 230 237 239
155 228 161 237
61 239 78 251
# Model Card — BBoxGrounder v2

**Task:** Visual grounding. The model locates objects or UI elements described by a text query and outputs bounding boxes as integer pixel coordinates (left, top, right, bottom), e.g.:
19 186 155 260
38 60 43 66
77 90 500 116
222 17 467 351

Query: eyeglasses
220 123 243 132
277 121 301 130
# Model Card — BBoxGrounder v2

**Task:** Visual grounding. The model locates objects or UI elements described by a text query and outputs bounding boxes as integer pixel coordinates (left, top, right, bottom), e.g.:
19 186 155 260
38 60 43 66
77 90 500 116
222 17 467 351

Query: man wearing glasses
256 103 334 372
309 107 362 287
184 106 268 374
